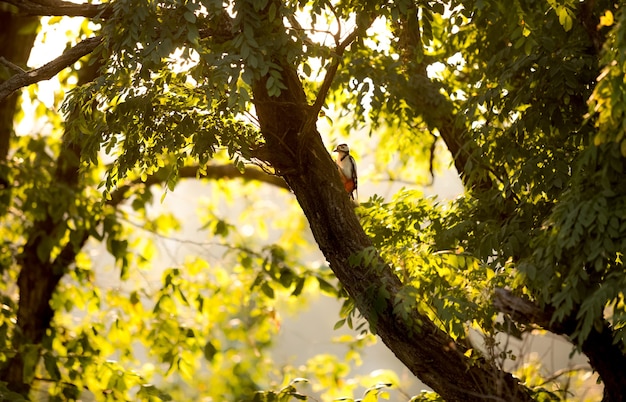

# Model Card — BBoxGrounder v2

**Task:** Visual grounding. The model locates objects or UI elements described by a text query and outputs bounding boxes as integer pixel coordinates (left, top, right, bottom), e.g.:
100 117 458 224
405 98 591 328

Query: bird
333 143 358 200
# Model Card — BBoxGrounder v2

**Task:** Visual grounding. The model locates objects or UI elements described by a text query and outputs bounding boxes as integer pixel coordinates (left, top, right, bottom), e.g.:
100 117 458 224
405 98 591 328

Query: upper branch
0 0 113 18
0 35 102 102
309 27 361 118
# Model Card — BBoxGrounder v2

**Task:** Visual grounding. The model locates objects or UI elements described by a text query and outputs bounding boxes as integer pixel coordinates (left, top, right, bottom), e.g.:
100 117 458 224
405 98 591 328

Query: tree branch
0 57 25 74
107 164 289 206
0 35 102 102
309 26 362 119
494 287 626 401
0 0 112 18
493 288 560 331
578 0 604 53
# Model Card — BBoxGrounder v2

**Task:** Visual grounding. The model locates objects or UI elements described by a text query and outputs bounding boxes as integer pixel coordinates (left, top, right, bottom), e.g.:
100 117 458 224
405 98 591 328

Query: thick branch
242 5 533 398
0 0 112 18
0 35 102 102
494 288 626 402
493 288 562 332
578 0 604 53
389 7 501 192
108 164 289 206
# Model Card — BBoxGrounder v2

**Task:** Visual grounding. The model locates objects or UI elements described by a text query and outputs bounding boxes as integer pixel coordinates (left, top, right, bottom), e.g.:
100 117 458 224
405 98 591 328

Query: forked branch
309 27 362 118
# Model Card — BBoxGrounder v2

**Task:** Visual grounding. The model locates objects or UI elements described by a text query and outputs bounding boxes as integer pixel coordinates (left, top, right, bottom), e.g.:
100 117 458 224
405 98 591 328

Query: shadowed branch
107 164 289 206
0 0 112 18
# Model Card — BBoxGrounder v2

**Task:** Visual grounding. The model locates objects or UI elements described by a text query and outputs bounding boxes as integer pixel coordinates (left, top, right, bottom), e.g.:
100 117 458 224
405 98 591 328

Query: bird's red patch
342 177 356 193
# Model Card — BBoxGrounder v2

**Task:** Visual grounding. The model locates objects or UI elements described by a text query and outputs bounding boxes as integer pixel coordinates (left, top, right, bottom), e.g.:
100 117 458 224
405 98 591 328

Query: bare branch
0 57 26 74
0 0 112 18
0 36 102 102
494 288 549 326
324 0 341 45
297 23 368 161
493 288 567 333
535 365 592 387
309 27 361 118
180 164 289 190
107 164 289 206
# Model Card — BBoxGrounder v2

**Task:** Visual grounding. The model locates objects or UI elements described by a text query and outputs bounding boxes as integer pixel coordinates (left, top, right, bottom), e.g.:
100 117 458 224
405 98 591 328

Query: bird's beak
332 146 339 152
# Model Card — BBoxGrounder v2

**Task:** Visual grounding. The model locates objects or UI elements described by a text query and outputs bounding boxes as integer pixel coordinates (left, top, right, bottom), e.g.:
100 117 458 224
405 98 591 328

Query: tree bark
582 325 626 402
107 164 288 206
0 35 102 102
0 0 112 18
0 10 39 208
250 58 532 401
0 58 99 395
495 288 626 401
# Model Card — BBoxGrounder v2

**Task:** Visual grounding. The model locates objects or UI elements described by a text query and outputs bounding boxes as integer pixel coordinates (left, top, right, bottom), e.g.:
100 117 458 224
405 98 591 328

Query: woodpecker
333 143 358 199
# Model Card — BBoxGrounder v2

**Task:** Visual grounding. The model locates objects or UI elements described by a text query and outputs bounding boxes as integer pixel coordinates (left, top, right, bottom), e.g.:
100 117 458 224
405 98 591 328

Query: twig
0 57 26 74
535 364 592 387
324 0 341 45
0 36 102 102
297 18 372 162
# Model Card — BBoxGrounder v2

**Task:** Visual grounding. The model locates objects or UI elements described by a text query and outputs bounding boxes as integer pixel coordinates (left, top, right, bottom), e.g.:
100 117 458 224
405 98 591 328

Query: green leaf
22 344 40 384
333 319 346 330
261 282 275 298
43 353 61 381
203 341 218 362
36 235 53 263
137 384 173 401
291 277 306 296
0 382 27 402
558 8 573 31
268 2 277 21
316 276 336 295
214 220 230 236
184 11 196 23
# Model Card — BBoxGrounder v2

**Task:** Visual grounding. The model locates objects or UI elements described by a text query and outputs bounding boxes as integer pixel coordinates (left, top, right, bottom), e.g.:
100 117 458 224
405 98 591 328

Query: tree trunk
0 56 101 396
250 59 533 401
0 10 39 211
582 325 626 402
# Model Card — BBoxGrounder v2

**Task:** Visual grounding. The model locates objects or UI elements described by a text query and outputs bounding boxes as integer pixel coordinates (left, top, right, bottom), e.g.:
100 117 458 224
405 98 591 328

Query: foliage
358 192 505 340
